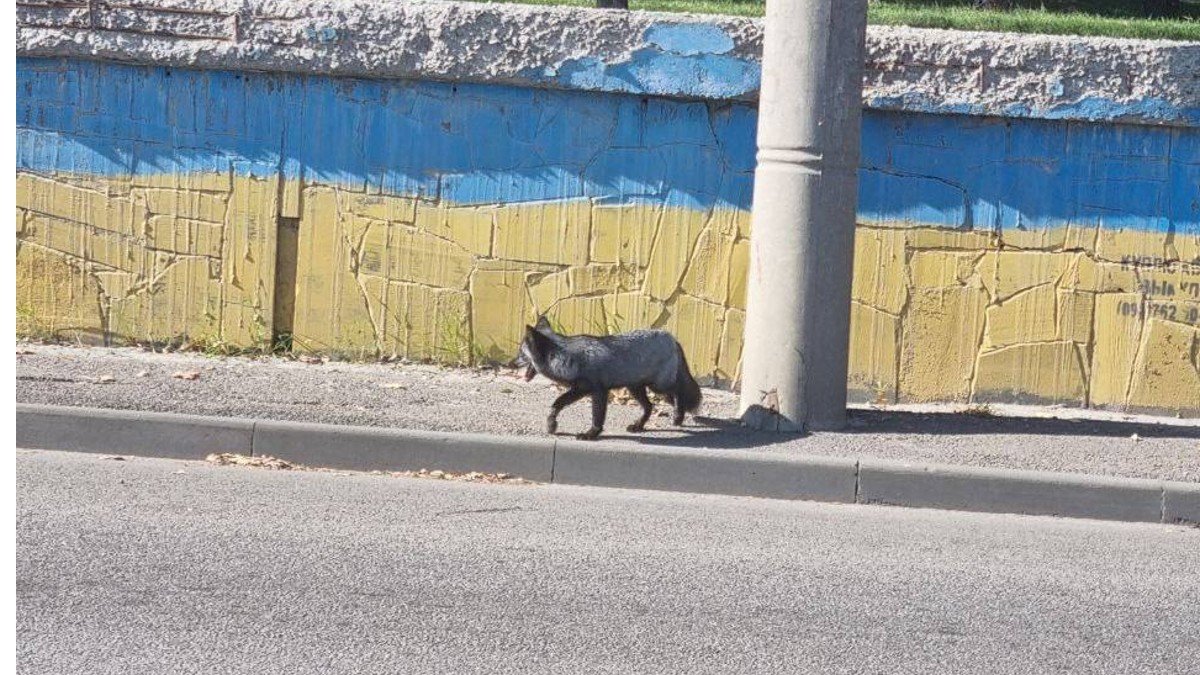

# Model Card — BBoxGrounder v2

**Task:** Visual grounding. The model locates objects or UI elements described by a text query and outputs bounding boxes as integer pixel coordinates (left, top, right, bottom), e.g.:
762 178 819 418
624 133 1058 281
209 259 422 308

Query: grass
480 0 1200 40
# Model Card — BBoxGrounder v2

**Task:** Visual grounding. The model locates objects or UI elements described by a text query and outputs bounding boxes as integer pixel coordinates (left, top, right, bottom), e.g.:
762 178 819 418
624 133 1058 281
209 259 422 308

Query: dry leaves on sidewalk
394 468 531 485
204 453 533 485
206 453 297 470
172 370 201 380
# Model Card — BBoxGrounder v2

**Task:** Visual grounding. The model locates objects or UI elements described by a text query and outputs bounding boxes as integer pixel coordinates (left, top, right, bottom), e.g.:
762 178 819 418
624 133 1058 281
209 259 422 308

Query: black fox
514 317 702 440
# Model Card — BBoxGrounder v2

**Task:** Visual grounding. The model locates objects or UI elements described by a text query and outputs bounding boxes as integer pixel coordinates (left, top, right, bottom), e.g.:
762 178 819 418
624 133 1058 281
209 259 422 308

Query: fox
513 316 703 441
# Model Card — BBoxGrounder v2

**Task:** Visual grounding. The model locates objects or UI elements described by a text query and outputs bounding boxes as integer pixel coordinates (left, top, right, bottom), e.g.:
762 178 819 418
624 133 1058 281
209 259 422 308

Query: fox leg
577 390 608 441
626 385 653 433
672 396 687 426
548 387 587 435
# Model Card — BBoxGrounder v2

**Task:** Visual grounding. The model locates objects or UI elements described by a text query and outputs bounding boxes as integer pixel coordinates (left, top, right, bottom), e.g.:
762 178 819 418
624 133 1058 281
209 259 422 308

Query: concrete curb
16 403 1200 526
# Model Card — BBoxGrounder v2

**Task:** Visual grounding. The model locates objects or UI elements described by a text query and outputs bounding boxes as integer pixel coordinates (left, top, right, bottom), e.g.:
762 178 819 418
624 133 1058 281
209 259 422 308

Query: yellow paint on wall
852 228 907 315
292 186 378 354
568 264 641 296
16 242 106 342
1090 293 1143 407
984 284 1059 349
493 201 590 266
551 296 610 335
147 215 223 258
527 269 572 314
1127 320 1200 412
1096 228 1169 262
109 256 223 345
591 203 660 267
443 207 496 257
1063 255 1138 293
385 282 470 363
18 173 145 236
974 341 1087 405
999 226 1068 251
645 208 707 301
681 222 735 305
1056 290 1095 345
386 226 474 289
900 287 987 402
908 251 982 290
14 171 1199 416
848 301 899 401
717 308 745 384
602 292 665 334
905 227 997 251
132 167 231 193
726 239 750 311
342 192 418 224
977 250 1070 302
470 268 532 362
141 188 228 224
664 294 725 378
1171 231 1200 264
221 175 278 346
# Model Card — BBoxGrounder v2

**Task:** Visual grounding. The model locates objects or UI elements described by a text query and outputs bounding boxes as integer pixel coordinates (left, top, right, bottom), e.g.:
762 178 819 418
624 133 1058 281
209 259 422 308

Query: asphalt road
17 449 1200 675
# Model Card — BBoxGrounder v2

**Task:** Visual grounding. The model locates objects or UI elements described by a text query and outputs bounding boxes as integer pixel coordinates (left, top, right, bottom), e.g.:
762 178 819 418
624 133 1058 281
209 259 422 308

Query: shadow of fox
514 316 703 441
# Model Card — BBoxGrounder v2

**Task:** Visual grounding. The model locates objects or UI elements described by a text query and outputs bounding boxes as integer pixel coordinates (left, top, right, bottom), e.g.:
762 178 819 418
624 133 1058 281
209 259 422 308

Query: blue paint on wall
544 48 761 101
530 20 759 101
16 57 1200 237
868 92 1200 128
643 23 735 56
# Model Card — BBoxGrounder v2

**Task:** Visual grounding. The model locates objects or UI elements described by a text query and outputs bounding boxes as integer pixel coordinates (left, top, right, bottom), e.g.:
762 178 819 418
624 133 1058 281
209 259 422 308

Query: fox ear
535 315 551 329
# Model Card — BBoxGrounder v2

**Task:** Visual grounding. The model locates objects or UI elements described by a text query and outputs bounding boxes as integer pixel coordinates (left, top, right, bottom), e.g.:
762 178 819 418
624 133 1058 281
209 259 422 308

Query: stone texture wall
17 0 1200 126
14 1 1200 417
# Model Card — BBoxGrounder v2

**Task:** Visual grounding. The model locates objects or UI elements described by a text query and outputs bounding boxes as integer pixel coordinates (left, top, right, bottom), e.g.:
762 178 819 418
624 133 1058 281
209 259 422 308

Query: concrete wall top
16 0 1200 127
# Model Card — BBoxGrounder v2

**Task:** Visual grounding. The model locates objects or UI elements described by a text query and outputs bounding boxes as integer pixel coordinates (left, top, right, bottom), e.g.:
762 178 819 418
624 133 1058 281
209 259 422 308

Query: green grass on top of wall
479 0 1200 41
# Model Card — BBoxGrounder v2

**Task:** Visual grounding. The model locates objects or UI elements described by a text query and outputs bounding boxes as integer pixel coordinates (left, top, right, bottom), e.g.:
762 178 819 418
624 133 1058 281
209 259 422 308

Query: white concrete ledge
15 0 1200 126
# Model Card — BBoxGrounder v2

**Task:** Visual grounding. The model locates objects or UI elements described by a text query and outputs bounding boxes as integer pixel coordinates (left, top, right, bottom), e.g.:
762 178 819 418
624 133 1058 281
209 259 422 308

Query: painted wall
16 56 1200 416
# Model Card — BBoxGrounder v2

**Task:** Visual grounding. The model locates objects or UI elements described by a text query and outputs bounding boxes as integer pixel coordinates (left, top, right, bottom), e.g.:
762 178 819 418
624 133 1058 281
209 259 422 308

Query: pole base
740 405 806 434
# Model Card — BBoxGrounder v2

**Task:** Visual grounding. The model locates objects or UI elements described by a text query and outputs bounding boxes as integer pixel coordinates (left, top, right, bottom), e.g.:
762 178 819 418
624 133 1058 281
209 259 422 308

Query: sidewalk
16 343 1200 484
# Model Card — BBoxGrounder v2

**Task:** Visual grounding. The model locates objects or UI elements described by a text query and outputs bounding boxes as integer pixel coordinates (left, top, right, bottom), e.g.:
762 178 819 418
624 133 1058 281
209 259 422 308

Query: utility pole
739 0 870 432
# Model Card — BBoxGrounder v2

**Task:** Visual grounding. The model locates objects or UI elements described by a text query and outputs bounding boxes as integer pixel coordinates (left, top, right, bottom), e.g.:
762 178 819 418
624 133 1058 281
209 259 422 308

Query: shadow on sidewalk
842 408 1200 439
600 409 1200 450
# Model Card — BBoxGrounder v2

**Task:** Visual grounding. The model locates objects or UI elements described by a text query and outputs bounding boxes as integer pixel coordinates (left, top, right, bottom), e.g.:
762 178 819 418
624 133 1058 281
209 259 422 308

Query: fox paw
626 422 646 433
576 428 602 441
672 414 685 426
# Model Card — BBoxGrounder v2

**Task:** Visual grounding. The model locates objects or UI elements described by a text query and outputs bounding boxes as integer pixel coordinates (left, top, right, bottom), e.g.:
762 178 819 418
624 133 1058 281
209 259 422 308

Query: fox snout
513 344 538 381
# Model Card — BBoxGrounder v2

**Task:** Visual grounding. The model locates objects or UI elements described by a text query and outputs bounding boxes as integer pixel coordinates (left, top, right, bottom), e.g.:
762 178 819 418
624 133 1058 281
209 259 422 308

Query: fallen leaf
101 455 127 461
16 349 34 355
395 468 531 485
172 370 201 380
95 375 116 384
378 383 407 389
135 371 149 378
206 452 297 470
298 355 323 365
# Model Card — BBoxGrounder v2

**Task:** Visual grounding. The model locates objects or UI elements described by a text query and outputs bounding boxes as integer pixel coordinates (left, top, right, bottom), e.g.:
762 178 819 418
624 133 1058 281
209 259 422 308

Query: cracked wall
15 58 1200 417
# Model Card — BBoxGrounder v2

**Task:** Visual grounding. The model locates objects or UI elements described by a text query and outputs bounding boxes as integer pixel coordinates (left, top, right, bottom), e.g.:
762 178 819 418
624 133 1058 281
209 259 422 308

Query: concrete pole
739 0 869 432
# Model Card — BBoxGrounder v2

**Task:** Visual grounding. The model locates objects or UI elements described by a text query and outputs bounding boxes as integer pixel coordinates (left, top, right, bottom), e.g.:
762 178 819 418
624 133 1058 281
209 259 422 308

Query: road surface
17 449 1200 674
